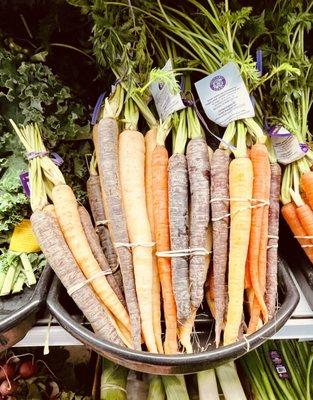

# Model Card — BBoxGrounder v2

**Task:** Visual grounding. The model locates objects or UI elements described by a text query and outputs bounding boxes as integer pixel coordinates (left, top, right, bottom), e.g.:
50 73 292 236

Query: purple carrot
265 162 281 319
97 117 141 350
78 205 126 307
187 138 210 310
169 153 190 323
211 148 231 347
86 174 123 290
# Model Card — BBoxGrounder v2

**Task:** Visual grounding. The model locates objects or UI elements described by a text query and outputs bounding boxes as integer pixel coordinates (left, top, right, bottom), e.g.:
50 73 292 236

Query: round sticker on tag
210 75 226 91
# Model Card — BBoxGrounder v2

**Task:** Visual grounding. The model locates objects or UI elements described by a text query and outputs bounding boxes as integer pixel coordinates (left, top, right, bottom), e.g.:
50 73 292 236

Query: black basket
47 258 299 375
0 266 52 351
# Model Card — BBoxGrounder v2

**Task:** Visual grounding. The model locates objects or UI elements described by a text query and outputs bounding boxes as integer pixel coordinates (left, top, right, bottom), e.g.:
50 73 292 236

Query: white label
150 60 185 120
271 127 307 165
194 62 255 127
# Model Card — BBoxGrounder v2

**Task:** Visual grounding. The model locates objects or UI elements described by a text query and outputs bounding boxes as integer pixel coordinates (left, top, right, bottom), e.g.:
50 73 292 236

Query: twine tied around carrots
267 235 279 250
114 241 155 249
210 198 270 222
67 270 116 296
294 235 313 248
156 248 212 257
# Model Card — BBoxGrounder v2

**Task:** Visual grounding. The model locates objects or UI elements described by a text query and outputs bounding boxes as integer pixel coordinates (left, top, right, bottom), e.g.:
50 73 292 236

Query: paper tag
9 219 41 253
150 60 185 120
194 62 255 127
269 126 308 165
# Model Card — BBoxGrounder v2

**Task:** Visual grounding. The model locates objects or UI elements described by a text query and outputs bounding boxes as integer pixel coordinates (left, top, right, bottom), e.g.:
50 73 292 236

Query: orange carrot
247 144 270 326
282 202 313 262
300 171 313 209
152 144 178 354
145 128 163 354
248 202 269 333
296 203 313 241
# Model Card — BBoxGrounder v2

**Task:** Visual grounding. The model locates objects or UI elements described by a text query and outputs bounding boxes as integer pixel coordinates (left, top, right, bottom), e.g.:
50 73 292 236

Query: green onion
197 369 219 400
216 361 247 400
162 376 190 400
147 376 165 400
100 358 128 400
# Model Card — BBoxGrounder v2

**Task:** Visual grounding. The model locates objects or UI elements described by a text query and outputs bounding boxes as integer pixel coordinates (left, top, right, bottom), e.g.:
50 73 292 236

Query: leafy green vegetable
0 249 46 295
0 43 91 236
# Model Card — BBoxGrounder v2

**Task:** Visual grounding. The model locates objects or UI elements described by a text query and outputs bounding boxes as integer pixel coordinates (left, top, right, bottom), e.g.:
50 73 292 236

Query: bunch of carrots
11 0 313 356
11 79 280 354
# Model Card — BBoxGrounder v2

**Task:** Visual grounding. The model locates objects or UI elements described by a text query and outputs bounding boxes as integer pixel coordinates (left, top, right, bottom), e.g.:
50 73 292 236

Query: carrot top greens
173 109 188 155
10 121 65 212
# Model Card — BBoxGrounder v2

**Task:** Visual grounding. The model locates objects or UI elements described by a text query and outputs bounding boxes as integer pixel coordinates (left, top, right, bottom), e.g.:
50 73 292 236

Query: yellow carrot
224 122 253 345
52 184 131 333
224 157 253 345
119 107 157 353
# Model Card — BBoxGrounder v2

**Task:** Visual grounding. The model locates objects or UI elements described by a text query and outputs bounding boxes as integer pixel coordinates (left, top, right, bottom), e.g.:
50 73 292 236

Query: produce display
0 10 312 400
0 0 307 356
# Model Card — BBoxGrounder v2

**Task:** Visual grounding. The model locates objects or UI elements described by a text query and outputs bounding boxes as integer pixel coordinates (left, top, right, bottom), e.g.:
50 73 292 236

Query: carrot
205 254 215 319
187 135 210 310
152 143 178 354
210 148 230 347
145 128 163 354
296 203 313 239
265 163 281 320
247 143 270 326
86 173 122 290
31 207 123 346
119 100 157 353
224 123 253 345
52 184 131 332
281 202 313 263
300 171 313 209
97 89 141 350
90 125 122 289
78 205 125 306
248 204 269 333
169 110 190 324
179 309 197 354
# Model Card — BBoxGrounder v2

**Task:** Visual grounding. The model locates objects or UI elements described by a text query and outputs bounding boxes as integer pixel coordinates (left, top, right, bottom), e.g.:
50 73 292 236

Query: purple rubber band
50 152 64 166
256 49 263 75
27 151 49 160
19 172 30 197
267 125 291 138
91 92 106 125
